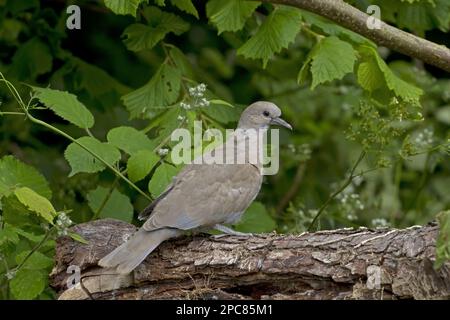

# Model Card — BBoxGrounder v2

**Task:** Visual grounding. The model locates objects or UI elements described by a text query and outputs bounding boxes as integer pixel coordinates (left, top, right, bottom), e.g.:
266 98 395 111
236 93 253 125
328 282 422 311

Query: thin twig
308 151 366 231
15 227 54 272
92 176 120 220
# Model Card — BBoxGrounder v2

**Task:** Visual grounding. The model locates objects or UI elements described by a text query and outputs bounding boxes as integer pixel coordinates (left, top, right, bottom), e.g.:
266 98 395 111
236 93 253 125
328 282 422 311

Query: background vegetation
0 0 449 299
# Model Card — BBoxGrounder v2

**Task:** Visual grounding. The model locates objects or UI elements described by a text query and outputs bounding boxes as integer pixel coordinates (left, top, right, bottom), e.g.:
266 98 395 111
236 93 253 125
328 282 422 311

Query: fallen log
50 219 450 300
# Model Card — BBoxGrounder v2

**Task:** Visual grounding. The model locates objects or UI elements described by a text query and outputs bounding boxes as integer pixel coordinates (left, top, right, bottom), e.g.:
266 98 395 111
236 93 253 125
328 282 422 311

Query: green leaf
103 0 147 16
127 150 160 182
301 11 373 46
123 7 189 51
0 224 20 246
307 36 357 89
0 18 23 43
397 3 434 34
168 45 195 78
148 163 179 197
64 137 121 176
14 187 56 224
69 232 89 245
15 251 53 270
357 61 384 92
151 108 183 145
10 269 46 300
0 156 51 200
209 99 235 108
359 46 423 102
9 38 52 80
5 0 39 14
238 6 302 68
235 202 276 233
32 86 95 129
87 186 134 222
11 227 43 243
202 100 241 124
107 126 156 155
376 60 423 103
171 0 198 18
1 196 33 227
71 57 130 97
206 0 260 34
122 63 181 119
435 210 450 269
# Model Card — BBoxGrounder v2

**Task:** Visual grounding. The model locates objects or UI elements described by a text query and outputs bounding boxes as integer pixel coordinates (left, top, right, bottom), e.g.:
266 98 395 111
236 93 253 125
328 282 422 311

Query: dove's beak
271 117 292 130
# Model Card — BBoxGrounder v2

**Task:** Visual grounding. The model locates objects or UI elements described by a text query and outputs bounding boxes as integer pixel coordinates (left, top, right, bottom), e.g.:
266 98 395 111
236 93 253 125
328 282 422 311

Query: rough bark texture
265 0 450 73
50 219 450 300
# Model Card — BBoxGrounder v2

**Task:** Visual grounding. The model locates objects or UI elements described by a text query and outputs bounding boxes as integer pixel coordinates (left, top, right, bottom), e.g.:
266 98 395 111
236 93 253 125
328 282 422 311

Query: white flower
180 102 191 110
6 270 16 280
55 212 73 237
177 115 185 121
198 83 207 92
414 128 434 147
188 87 197 96
372 218 389 228
158 148 169 156
188 83 207 98
199 98 210 107
57 229 68 236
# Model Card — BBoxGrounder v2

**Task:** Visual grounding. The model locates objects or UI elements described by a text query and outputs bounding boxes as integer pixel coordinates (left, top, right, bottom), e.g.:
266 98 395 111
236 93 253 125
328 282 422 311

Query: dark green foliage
0 0 448 299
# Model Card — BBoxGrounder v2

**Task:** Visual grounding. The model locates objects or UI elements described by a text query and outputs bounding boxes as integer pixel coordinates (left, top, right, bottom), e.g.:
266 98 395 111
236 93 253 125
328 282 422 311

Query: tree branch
265 0 450 73
50 219 450 300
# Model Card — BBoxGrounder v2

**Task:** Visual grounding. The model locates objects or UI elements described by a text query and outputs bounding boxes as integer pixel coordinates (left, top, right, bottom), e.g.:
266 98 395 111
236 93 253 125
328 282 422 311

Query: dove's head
238 101 292 130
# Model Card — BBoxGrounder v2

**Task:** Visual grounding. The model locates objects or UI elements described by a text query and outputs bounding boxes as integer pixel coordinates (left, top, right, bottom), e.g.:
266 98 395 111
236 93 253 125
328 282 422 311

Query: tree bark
50 219 450 300
265 0 450 73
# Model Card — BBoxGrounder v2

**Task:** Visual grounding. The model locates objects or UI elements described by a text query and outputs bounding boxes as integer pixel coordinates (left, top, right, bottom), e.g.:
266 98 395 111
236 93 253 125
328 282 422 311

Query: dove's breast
142 163 263 232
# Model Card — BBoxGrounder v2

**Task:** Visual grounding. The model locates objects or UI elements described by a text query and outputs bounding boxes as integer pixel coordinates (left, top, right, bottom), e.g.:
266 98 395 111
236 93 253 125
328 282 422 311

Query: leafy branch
0 72 152 202
266 0 450 72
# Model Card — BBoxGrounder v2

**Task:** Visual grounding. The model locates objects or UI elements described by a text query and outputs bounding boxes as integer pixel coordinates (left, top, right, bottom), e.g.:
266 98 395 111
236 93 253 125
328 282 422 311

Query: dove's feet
212 224 253 237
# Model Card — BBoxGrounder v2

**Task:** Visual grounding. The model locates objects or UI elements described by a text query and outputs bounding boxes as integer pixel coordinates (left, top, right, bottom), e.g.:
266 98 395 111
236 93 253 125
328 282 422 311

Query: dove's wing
142 163 262 232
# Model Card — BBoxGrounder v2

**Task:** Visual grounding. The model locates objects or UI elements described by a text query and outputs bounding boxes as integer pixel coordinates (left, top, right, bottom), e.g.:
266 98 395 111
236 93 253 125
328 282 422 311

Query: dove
98 101 292 274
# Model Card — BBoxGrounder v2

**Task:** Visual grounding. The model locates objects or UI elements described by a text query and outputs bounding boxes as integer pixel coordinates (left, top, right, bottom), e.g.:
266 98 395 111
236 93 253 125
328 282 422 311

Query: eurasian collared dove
98 101 292 274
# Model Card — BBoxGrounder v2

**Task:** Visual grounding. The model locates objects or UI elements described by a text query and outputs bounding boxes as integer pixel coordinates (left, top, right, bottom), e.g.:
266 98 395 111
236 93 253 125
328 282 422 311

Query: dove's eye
263 111 270 117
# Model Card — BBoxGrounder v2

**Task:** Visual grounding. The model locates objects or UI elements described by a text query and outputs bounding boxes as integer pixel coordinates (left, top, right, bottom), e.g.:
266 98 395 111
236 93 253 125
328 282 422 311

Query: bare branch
50 219 450 300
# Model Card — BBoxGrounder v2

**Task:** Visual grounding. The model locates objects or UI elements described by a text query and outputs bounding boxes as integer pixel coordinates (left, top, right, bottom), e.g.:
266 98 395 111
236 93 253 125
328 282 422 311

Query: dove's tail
98 228 180 274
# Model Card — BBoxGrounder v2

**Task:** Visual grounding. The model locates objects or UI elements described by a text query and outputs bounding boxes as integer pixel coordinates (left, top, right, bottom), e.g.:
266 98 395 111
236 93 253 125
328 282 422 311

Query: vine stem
92 174 120 220
26 114 153 201
0 72 152 202
15 227 54 272
308 150 366 231
0 111 26 116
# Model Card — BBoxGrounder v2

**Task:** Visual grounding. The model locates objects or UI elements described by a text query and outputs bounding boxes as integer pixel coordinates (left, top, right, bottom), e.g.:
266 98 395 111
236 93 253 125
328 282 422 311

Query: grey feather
98 228 180 274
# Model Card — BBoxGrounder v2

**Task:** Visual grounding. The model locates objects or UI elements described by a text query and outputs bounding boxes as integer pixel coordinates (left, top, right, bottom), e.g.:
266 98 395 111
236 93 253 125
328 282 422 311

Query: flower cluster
287 143 312 162
158 148 169 157
337 190 365 222
5 270 16 280
197 98 210 107
179 83 210 109
371 218 389 228
189 83 207 97
56 212 73 236
339 193 364 210
180 102 191 110
414 128 434 148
